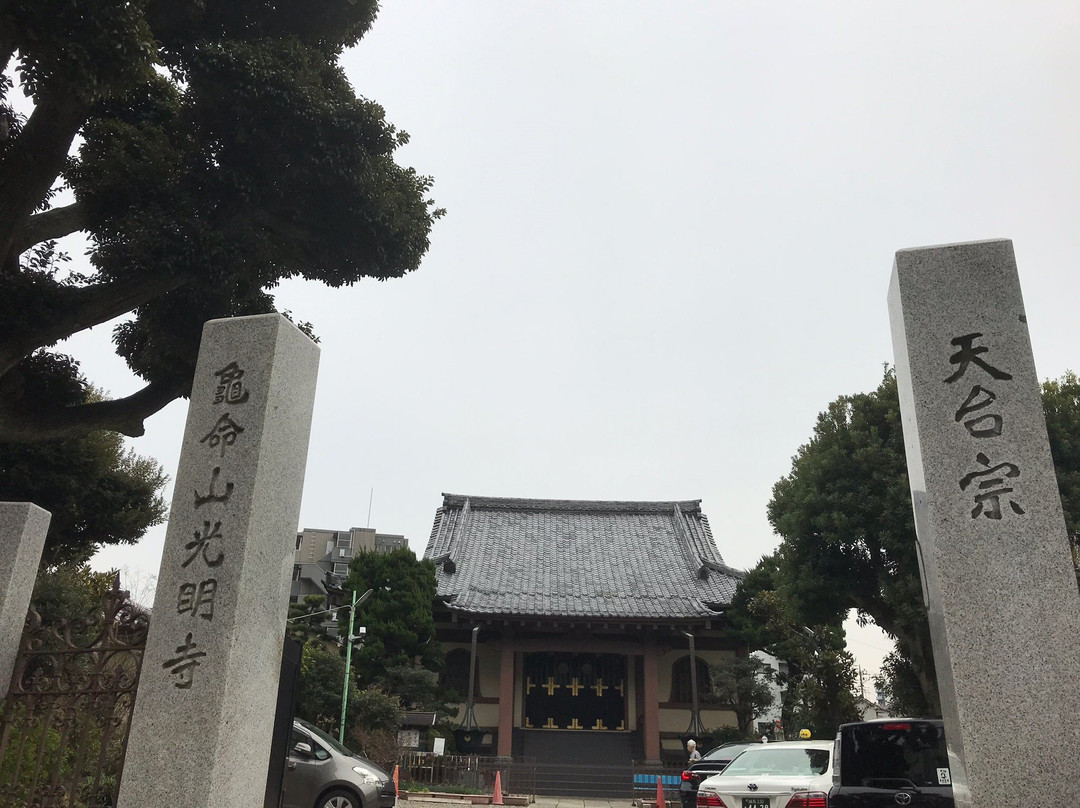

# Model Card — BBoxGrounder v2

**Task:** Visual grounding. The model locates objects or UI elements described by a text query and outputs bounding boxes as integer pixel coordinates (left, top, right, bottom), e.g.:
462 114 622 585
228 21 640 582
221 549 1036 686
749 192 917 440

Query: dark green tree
1042 371 1080 589
764 367 1080 716
706 656 776 734
343 548 441 685
286 594 334 645
728 568 861 737
873 652 933 717
0 0 441 442
376 664 456 717
29 565 116 633
0 353 166 564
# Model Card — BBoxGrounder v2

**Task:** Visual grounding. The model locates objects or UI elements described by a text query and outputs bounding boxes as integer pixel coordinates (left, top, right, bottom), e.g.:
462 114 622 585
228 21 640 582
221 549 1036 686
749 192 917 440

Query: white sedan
695 740 833 808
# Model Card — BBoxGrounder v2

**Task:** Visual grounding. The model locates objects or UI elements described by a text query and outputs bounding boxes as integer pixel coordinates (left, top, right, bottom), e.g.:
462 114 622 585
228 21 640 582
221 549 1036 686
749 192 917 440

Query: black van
829 718 954 807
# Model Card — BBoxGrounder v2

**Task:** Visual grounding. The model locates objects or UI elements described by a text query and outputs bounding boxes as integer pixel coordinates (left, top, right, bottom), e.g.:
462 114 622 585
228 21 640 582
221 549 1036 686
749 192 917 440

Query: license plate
742 799 770 808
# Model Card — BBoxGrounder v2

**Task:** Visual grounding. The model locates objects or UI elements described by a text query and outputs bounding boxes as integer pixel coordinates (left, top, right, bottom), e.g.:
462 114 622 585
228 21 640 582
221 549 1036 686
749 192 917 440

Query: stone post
0 502 51 689
118 314 319 808
889 239 1080 806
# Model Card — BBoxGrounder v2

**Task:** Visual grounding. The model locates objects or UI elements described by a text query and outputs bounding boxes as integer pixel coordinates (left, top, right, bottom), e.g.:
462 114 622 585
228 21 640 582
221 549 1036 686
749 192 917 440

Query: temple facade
424 494 746 764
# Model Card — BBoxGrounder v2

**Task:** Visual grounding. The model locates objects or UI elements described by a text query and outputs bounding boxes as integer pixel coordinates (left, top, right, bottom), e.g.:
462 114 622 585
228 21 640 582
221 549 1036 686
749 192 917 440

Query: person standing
680 740 702 808
686 739 701 764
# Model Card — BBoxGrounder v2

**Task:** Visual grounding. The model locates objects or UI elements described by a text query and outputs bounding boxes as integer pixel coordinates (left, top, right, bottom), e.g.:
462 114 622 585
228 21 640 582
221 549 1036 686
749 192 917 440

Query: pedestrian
687 739 701 765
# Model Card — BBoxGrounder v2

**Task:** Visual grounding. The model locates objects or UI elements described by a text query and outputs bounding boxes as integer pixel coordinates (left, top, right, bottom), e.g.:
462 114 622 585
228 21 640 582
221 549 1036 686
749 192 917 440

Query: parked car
680 742 762 808
283 717 397 808
696 740 833 808
829 718 954 808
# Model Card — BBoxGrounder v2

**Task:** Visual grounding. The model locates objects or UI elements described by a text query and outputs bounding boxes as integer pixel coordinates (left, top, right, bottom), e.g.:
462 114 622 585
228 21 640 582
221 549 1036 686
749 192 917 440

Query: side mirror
293 741 313 757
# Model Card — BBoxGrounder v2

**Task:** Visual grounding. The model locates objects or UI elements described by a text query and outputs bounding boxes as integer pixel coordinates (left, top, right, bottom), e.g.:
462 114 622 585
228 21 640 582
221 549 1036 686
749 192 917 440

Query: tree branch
0 269 192 378
0 373 190 442
0 17 15 78
15 202 87 252
0 87 89 263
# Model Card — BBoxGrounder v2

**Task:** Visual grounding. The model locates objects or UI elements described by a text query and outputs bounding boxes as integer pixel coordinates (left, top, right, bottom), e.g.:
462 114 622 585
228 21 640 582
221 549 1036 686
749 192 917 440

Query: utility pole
338 587 373 744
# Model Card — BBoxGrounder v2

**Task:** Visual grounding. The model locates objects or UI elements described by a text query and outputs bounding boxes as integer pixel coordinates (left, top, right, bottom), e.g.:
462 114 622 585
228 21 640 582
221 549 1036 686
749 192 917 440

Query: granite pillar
118 314 320 808
889 239 1080 807
0 502 51 689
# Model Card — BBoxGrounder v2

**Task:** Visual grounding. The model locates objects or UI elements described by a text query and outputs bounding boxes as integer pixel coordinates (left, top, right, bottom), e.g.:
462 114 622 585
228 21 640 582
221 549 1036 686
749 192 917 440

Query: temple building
424 494 746 764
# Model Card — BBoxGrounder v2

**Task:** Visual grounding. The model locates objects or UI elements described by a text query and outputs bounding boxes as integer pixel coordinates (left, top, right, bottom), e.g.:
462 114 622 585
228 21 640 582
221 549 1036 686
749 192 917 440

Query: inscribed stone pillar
0 502 51 689
889 240 1080 807
118 314 319 808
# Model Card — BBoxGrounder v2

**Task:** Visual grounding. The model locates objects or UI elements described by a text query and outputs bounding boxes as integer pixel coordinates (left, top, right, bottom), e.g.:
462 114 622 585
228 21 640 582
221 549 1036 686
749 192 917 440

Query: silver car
283 718 397 808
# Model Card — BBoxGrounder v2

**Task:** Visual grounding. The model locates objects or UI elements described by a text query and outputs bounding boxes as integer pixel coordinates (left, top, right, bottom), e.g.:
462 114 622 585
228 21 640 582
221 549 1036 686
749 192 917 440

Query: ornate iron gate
0 581 148 807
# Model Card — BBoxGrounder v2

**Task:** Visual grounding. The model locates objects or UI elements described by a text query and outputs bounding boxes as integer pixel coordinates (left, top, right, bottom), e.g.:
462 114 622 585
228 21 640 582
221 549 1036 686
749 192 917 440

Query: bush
350 727 402 771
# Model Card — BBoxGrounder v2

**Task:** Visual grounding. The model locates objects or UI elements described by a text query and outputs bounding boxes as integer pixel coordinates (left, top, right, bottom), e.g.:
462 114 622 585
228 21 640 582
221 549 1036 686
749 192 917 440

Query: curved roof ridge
441 493 702 513
427 493 741 620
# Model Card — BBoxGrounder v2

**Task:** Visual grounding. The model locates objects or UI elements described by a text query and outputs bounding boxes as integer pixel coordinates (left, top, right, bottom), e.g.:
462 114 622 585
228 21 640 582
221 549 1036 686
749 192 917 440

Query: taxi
695 740 833 808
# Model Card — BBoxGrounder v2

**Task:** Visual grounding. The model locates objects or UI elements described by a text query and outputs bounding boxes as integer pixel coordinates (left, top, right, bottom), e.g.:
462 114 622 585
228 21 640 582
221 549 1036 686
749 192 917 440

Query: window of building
333 563 348 576
292 565 302 581
295 533 303 551
441 648 480 699
670 655 711 703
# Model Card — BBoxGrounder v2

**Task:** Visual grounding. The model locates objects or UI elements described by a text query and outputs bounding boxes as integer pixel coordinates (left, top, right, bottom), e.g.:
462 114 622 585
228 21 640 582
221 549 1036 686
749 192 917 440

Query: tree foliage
1042 371 1080 589
706 656 776 734
0 0 441 442
344 548 442 684
286 594 333 646
759 367 1080 716
728 562 861 737
29 564 117 632
0 355 166 564
376 664 456 717
296 639 353 732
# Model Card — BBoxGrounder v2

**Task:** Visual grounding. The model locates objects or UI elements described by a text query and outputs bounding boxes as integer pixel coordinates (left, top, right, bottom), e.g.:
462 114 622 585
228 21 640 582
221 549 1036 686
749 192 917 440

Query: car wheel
317 788 362 808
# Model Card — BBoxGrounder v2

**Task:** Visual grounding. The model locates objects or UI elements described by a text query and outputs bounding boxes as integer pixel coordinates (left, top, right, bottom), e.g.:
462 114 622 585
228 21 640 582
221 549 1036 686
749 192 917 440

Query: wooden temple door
522 653 626 731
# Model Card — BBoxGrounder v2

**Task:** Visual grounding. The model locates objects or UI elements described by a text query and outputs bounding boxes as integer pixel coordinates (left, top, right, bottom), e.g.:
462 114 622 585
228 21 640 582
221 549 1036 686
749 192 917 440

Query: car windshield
840 722 948 789
703 744 753 761
722 747 830 777
298 720 354 758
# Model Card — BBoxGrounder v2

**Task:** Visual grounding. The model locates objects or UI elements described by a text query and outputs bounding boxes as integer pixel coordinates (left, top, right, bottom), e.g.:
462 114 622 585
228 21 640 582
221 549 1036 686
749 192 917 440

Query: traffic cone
392 764 400 797
656 775 666 808
493 771 504 805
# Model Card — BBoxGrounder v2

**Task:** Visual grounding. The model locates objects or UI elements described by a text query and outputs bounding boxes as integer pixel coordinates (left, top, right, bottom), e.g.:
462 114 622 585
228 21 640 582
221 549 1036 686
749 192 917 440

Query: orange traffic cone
392 764 400 797
656 775 666 808
493 771 504 805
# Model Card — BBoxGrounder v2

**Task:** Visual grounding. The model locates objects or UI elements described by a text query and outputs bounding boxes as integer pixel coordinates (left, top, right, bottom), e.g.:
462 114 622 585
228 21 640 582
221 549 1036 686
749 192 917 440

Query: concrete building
291 526 408 603
752 651 789 739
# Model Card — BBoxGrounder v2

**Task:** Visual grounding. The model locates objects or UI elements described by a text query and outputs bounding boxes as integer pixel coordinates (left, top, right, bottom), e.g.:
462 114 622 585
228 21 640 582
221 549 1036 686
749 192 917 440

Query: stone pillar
118 314 320 808
889 240 1080 807
642 643 661 762
497 640 515 756
0 503 51 689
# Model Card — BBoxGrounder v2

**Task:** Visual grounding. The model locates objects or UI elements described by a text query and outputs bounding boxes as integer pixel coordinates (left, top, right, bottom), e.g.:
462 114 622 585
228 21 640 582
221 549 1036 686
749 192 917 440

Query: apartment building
290 526 408 603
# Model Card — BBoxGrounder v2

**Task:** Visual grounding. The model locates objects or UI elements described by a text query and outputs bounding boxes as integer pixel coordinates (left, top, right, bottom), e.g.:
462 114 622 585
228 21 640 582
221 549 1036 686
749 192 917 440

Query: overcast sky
62 1 1080 682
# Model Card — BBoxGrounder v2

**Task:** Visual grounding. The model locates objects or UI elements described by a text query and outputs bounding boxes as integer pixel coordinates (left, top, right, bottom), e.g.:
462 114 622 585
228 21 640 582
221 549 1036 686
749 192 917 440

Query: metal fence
402 753 685 799
0 584 148 808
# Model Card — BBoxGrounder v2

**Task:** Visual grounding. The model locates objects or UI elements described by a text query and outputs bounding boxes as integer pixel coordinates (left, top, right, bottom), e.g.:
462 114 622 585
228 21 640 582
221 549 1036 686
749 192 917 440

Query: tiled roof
424 494 743 621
